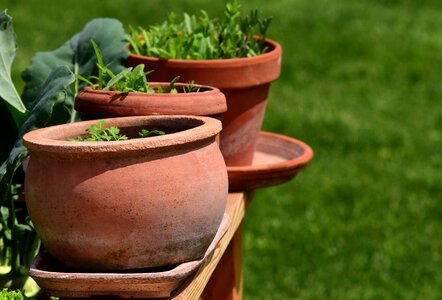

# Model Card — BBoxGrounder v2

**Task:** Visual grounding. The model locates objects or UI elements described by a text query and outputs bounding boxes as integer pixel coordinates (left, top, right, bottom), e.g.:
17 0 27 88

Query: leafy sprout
69 121 166 142
183 81 200 93
127 0 272 60
76 41 188 94
138 129 166 138
69 120 128 142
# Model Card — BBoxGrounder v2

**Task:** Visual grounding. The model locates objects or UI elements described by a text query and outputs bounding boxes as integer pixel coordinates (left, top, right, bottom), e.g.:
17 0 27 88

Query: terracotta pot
74 83 227 120
126 38 282 166
23 115 228 271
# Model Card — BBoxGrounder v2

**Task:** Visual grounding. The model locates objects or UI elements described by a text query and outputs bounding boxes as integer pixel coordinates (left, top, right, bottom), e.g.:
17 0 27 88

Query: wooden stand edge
171 192 252 300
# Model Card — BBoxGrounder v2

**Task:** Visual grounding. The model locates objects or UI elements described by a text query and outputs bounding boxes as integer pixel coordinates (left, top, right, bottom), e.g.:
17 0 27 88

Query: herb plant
69 121 165 142
0 288 58 299
0 288 26 300
76 41 184 94
69 120 128 142
128 0 272 59
138 129 165 138
182 81 200 93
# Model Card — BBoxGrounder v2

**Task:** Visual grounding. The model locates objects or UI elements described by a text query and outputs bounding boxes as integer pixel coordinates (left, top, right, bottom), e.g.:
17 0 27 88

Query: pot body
74 83 227 120
24 116 228 271
126 38 282 166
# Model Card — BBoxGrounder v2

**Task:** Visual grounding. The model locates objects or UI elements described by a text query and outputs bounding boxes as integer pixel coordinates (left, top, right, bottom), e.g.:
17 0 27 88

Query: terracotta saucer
29 214 230 299
227 131 314 191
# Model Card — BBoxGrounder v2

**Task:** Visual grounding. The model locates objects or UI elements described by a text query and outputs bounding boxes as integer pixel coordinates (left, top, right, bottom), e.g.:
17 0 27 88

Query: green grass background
3 0 441 299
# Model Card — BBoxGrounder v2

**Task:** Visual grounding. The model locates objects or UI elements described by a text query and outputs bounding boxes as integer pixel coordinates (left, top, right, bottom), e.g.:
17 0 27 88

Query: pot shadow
109 92 129 103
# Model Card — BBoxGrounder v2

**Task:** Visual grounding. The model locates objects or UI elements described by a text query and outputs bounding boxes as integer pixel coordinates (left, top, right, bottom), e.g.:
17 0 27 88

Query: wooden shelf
170 192 253 300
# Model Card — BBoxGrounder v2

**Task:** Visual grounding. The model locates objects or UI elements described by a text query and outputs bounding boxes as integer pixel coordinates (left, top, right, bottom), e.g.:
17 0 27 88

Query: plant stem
70 63 79 123
5 187 19 272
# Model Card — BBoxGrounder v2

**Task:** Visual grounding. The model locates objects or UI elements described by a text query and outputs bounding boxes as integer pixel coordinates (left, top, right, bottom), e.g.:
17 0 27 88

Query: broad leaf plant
0 10 127 295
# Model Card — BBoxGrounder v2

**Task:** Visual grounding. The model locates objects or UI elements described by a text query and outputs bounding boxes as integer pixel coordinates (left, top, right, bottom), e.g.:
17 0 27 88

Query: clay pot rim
76 82 228 115
23 115 221 157
228 131 314 173
80 82 223 96
128 38 282 68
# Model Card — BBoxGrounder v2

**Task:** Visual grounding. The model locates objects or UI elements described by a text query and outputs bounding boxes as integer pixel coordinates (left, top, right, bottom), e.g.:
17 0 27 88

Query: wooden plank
200 223 244 300
171 192 251 300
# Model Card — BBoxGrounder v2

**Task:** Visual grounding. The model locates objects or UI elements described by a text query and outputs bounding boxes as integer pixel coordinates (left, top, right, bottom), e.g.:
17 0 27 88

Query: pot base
29 214 230 299
227 132 314 191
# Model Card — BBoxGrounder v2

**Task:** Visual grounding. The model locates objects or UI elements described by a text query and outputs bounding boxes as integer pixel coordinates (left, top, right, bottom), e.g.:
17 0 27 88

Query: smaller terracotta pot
23 115 228 271
74 83 227 120
126 38 282 167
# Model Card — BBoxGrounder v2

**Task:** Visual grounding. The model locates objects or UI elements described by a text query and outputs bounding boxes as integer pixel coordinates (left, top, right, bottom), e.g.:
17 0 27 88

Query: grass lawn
3 0 442 299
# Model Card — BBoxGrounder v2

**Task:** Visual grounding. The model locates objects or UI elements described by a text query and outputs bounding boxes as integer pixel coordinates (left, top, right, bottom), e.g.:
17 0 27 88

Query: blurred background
3 0 441 298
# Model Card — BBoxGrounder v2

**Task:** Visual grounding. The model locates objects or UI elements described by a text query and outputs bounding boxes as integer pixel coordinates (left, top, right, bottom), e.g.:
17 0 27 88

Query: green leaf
90 40 105 89
0 66 75 207
104 68 131 91
71 120 128 142
14 223 32 232
21 18 128 109
0 68 72 272
0 11 28 125
127 26 141 55
184 13 192 34
0 101 19 163
163 75 180 93
74 73 94 87
23 218 41 268
0 206 9 222
4 229 11 240
0 288 27 300
139 129 166 138
127 0 271 60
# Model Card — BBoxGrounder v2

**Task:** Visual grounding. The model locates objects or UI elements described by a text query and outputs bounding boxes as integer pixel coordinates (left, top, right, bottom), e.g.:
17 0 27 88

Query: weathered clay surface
23 115 228 271
29 214 230 299
126 39 282 166
75 82 227 119
227 131 314 191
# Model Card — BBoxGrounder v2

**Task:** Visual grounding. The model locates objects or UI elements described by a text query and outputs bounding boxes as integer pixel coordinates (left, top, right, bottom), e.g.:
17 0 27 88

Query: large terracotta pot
74 83 227 119
126 38 282 166
23 115 228 271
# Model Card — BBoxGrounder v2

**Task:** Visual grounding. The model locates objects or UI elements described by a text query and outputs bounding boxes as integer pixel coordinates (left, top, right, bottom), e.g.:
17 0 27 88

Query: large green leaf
0 16 128 286
0 66 74 206
0 101 18 164
0 11 25 167
21 18 128 110
0 11 27 124
0 66 74 276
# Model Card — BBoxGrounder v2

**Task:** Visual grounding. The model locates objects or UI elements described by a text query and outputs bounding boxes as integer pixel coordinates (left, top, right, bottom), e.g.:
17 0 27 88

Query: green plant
138 129 165 138
69 121 166 142
0 288 58 299
0 11 128 295
76 41 183 94
69 120 128 142
0 288 26 300
182 81 200 93
128 0 272 59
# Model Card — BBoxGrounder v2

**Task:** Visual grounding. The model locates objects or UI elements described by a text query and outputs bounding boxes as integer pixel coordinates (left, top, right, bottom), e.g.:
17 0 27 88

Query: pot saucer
29 214 230 299
227 132 313 191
